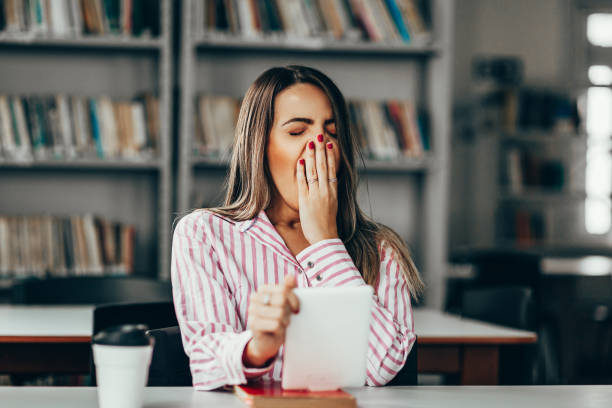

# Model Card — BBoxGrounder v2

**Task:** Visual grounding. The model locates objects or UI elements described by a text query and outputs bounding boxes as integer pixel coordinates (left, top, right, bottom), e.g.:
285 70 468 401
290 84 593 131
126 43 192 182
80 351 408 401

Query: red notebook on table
234 381 356 408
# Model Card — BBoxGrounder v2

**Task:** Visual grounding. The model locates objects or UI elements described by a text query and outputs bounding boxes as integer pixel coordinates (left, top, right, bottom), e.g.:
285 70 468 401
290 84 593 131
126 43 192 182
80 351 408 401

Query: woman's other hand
296 133 339 245
242 275 300 367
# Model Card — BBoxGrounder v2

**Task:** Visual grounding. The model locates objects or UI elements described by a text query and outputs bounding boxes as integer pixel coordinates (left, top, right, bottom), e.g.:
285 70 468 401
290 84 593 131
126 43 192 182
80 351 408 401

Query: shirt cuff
240 330 276 379
295 238 365 287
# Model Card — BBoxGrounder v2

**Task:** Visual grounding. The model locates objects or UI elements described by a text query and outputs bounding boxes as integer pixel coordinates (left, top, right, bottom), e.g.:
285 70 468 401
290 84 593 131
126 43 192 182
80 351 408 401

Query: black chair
11 276 172 305
462 286 536 330
93 301 178 335
144 326 416 387
91 301 179 386
146 326 192 386
461 286 539 385
387 336 418 386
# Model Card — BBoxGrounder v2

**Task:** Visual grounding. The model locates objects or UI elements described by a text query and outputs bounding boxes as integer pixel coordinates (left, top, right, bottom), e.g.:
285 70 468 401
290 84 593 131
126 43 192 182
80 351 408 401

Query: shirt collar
236 209 272 232
236 215 258 232
237 209 299 266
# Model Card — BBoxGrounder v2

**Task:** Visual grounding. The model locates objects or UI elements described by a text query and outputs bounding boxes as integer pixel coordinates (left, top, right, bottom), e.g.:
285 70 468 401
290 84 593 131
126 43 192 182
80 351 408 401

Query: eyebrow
281 117 335 126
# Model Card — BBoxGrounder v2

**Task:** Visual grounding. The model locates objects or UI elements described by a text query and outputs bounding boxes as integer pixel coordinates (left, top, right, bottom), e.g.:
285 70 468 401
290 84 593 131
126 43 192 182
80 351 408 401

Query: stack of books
194 94 241 159
348 99 428 159
0 93 159 162
0 213 135 279
0 0 160 38
192 94 429 160
497 207 550 247
504 147 565 194
193 0 432 45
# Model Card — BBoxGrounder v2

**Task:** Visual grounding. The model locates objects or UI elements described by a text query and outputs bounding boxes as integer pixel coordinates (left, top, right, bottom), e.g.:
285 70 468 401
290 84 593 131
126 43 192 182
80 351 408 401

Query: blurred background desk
415 309 537 385
0 305 536 386
0 306 93 375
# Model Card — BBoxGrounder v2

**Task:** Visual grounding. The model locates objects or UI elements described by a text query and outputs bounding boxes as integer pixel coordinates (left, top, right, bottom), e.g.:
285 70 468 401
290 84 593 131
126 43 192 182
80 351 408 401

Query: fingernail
327 143 333 149
317 134 324 142
308 141 315 150
299 158 305 165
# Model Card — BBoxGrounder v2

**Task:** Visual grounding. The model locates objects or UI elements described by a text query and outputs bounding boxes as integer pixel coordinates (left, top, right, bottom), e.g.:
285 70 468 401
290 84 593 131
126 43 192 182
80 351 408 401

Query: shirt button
298 269 303 274
316 274 322 281
307 261 314 268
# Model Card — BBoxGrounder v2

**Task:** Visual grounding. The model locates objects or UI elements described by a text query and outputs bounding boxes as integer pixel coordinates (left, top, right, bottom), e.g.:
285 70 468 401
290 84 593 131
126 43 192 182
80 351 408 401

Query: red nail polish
308 141 315 149
299 159 305 165
327 143 333 149
317 134 324 142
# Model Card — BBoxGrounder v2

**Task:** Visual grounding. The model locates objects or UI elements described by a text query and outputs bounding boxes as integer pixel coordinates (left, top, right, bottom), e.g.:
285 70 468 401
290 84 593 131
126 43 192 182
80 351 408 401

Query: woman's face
266 83 341 211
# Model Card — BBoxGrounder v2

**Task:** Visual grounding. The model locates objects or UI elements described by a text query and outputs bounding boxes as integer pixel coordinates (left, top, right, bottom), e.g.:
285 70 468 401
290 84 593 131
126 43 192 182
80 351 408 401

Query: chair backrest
386 337 418 386
91 301 179 385
11 276 172 305
146 326 192 386
461 286 535 330
93 301 178 335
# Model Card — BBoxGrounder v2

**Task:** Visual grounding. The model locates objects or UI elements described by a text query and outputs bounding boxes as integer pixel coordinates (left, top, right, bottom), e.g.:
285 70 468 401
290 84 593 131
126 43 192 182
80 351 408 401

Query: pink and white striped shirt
171 208 416 390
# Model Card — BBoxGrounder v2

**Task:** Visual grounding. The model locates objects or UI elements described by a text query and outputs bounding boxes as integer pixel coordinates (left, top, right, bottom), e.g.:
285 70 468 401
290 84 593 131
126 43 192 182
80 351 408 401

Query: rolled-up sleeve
295 238 416 386
171 214 273 390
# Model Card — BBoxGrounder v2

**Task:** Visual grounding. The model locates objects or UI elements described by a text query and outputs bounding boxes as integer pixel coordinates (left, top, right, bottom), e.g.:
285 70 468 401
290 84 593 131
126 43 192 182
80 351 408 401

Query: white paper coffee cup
93 344 153 408
92 324 154 408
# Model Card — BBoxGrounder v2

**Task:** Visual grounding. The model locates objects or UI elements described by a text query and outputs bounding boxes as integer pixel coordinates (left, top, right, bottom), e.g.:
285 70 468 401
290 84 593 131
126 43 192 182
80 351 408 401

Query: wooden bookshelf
195 35 440 56
0 0 173 281
499 189 589 203
0 35 163 50
177 0 454 308
192 155 435 173
0 159 162 171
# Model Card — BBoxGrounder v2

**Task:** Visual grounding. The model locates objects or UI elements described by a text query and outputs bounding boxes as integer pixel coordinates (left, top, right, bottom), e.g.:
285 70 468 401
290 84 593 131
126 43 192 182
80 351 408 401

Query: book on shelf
497 206 553 247
194 93 241 159
0 0 160 39
233 381 356 408
503 146 565 194
192 0 432 45
0 213 135 280
0 92 159 163
192 93 429 161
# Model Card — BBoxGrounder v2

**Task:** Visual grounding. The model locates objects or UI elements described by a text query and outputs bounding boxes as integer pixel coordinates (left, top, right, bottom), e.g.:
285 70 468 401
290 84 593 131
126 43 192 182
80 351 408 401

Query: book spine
88 98 105 158
12 96 33 160
384 0 411 42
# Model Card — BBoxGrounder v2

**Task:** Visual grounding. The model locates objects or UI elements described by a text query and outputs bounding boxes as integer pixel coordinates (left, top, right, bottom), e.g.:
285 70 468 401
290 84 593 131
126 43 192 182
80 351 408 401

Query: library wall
450 0 573 249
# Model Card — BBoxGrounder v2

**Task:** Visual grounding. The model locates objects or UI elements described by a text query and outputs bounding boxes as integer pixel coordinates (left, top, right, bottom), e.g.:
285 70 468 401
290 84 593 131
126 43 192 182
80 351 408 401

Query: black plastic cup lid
92 324 153 346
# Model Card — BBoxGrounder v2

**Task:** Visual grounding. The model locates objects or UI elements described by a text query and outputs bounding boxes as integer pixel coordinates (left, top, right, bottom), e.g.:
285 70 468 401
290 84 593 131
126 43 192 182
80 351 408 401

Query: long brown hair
205 65 423 299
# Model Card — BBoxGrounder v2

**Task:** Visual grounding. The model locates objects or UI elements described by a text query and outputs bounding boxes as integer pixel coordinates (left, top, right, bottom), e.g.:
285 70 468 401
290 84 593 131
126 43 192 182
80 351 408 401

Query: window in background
588 65 612 85
587 13 612 47
584 12 612 234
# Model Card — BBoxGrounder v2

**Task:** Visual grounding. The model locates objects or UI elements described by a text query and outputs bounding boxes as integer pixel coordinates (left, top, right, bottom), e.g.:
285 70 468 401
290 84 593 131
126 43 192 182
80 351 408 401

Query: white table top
0 305 536 344
0 305 94 339
1 386 611 408
414 309 537 343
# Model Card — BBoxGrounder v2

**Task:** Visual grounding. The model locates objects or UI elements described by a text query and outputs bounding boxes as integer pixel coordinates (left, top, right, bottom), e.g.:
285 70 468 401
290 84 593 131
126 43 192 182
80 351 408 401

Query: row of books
194 0 432 44
0 0 160 38
348 99 429 159
497 207 550 246
0 93 159 162
504 147 565 193
0 214 135 279
193 94 429 160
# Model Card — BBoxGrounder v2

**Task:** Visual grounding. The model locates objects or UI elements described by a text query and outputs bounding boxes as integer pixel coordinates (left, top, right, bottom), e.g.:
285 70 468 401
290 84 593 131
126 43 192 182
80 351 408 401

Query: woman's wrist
308 230 339 245
242 339 275 368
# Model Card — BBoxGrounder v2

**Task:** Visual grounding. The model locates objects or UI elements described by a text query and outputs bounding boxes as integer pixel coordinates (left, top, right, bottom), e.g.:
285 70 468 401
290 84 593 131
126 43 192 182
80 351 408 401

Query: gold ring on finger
328 178 338 183
307 178 318 184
